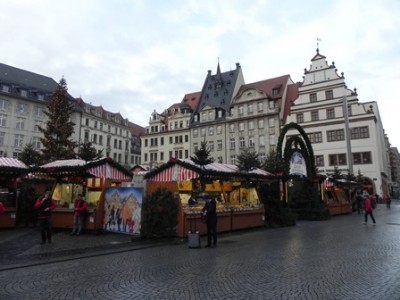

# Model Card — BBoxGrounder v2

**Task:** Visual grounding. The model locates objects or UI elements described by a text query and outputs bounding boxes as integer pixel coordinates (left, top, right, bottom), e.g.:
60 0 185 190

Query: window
208 111 213 120
258 119 264 129
353 152 372 164
14 134 24 148
239 137 245 148
92 134 97 144
296 113 304 123
327 108 335 119
34 106 44 118
329 153 347 166
310 93 317 102
238 106 244 115
0 99 9 111
185 135 188 142
209 141 214 152
31 136 41 149
217 140 222 151
208 126 214 136
217 110 223 118
307 132 322 143
201 113 207 122
193 129 198 138
351 126 369 139
239 122 244 132
201 128 206 137
16 103 27 114
229 124 235 133
16 118 25 130
20 90 27 97
0 132 5 146
216 125 222 135
1 85 10 93
311 110 319 121
230 156 236 165
249 137 255 147
257 102 263 112
315 155 324 167
259 135 265 146
247 104 253 114
169 137 173 144
269 118 275 128
272 88 279 95
230 138 235 150
99 135 103 145
327 129 344 142
185 150 189 159
248 121 254 131
270 134 276 145
269 101 275 110
193 143 199 152
325 90 333 100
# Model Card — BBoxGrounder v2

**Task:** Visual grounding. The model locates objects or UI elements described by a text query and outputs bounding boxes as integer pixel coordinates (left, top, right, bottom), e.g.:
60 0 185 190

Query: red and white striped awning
87 163 131 181
147 164 199 182
0 158 28 168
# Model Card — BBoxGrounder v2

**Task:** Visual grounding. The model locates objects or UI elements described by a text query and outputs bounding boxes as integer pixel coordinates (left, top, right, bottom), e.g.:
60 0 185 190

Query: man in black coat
202 197 217 248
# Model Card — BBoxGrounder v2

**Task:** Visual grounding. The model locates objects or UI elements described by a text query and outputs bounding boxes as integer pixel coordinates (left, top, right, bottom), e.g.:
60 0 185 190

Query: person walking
35 191 57 244
0 201 5 214
70 194 87 236
202 197 217 248
384 194 391 208
355 190 363 214
363 195 376 225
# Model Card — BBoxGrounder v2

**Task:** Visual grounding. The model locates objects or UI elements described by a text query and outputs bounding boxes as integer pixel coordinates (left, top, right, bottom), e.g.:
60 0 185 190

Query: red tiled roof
181 91 201 110
235 75 291 100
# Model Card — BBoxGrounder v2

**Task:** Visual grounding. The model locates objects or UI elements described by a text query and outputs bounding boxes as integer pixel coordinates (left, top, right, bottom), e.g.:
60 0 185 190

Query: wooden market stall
0 158 28 228
322 179 353 215
35 158 132 232
144 159 275 238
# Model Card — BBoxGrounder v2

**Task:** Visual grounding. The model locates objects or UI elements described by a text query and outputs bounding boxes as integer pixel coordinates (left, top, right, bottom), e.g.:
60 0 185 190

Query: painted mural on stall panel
103 187 143 235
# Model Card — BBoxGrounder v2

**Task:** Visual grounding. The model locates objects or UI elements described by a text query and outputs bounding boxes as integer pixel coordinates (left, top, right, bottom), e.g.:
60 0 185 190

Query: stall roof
144 158 275 182
35 158 132 181
0 158 28 175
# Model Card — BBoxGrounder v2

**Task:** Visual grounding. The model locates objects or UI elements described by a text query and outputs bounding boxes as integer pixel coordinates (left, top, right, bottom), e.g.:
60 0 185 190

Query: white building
286 49 391 196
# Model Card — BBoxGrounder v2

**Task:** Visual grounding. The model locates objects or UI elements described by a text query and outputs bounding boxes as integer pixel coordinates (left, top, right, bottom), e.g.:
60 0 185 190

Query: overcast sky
1 0 399 147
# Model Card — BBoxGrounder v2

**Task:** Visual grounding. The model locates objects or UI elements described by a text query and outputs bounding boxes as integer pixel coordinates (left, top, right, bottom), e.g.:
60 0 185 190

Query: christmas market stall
322 178 353 215
0 158 28 228
144 159 275 238
35 158 133 232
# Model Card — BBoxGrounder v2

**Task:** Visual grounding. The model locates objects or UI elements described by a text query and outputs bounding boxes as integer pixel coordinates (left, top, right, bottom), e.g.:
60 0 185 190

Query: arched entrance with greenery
277 122 330 220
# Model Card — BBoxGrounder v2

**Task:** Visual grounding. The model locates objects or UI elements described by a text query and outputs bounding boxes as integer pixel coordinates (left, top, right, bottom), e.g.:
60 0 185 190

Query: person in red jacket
35 190 57 244
70 194 87 236
363 195 376 225
0 201 5 214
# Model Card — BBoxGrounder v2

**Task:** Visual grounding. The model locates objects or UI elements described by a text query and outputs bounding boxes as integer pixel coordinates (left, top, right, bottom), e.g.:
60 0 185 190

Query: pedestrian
363 195 376 225
355 190 363 214
34 190 57 244
385 194 391 208
0 201 5 214
202 197 217 248
70 194 87 236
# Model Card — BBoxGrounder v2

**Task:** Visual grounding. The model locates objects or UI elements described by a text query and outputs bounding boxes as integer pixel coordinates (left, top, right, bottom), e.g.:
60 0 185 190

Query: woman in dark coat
202 197 217 248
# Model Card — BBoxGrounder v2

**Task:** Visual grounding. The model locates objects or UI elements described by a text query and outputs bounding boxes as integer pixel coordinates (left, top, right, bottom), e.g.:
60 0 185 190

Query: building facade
0 63 143 168
285 49 391 196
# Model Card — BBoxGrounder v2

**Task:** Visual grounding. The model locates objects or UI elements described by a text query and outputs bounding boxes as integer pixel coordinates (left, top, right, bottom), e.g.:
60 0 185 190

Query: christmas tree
39 77 77 162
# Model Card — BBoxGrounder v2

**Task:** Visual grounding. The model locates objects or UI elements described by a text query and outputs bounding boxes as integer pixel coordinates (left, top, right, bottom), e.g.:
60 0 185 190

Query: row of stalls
322 178 354 215
143 159 275 238
0 158 135 233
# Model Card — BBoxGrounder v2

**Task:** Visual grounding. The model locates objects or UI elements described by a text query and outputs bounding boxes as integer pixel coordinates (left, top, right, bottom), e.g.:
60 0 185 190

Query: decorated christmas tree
39 77 77 162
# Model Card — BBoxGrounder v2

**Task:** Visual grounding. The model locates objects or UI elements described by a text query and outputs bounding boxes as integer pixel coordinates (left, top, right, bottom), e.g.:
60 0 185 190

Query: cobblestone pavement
1 202 400 300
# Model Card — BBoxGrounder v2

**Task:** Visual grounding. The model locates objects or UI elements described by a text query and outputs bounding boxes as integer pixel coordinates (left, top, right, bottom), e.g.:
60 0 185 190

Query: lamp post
342 95 353 174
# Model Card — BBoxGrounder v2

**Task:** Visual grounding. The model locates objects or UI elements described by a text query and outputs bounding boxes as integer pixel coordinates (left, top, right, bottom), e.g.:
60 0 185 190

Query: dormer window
1 85 10 93
20 90 27 97
272 88 279 95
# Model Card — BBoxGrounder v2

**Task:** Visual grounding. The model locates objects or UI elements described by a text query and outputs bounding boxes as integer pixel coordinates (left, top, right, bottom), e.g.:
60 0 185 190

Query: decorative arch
277 122 316 178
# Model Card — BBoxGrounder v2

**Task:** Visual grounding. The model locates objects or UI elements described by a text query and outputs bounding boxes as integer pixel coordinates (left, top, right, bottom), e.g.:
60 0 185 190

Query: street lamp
342 95 353 174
